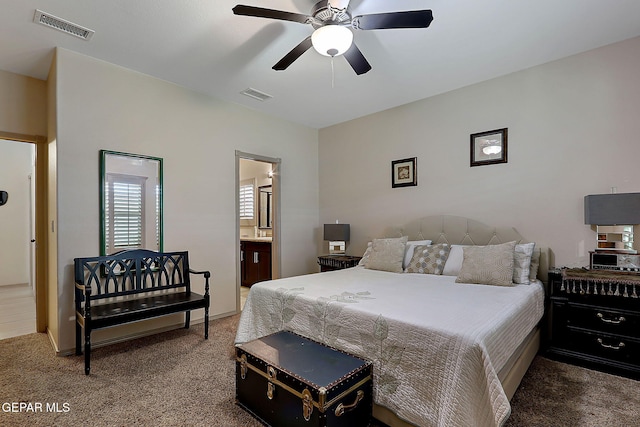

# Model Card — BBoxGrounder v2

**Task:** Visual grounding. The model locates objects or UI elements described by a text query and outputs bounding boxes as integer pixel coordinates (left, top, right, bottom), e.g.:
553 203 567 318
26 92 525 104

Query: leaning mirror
100 150 163 255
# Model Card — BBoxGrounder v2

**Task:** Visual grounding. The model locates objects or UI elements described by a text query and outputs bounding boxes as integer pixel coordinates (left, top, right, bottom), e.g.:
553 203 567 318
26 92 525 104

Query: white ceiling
2 0 640 128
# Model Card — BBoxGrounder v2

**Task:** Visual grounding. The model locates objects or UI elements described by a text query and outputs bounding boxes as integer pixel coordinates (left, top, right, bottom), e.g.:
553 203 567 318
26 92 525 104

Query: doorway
236 151 281 312
0 132 48 338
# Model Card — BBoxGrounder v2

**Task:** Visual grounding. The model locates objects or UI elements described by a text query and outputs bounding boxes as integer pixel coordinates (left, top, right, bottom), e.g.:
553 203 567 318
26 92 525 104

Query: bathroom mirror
100 150 163 255
258 185 272 229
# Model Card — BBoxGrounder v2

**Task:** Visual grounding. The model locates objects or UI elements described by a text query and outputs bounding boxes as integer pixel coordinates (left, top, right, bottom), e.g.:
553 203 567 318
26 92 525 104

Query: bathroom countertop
240 237 272 243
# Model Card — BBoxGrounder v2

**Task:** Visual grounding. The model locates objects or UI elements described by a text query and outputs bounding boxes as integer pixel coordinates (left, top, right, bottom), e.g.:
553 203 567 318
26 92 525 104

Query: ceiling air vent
241 88 273 102
33 9 95 41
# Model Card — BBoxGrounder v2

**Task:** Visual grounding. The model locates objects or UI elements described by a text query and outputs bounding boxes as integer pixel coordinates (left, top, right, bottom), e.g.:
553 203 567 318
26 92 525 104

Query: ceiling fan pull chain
331 56 335 89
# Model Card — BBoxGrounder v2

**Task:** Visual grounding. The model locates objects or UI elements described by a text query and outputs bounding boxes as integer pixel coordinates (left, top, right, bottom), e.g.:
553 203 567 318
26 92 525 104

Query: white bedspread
235 266 545 427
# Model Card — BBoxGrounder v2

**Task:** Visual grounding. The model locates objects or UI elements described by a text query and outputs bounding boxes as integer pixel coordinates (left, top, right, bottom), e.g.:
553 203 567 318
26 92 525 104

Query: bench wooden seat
74 249 210 375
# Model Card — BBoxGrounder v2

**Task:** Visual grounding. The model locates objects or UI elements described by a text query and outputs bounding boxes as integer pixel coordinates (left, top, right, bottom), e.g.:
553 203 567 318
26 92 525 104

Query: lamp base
328 241 346 255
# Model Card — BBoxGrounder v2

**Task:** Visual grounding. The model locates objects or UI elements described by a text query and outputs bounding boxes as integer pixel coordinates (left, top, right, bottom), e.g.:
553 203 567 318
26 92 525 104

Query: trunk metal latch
302 388 313 421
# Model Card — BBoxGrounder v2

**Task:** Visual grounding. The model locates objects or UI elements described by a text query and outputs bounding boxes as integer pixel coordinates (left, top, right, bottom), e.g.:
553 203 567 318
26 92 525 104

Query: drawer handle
597 338 625 350
597 312 626 325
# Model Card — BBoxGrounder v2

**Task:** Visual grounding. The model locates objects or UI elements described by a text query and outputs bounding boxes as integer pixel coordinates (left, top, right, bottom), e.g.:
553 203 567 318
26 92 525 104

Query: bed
235 215 549 427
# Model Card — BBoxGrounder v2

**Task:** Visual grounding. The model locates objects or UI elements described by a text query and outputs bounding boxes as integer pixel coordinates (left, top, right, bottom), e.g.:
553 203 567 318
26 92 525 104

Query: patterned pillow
365 236 408 273
455 241 516 286
405 243 451 274
403 240 433 270
513 243 535 284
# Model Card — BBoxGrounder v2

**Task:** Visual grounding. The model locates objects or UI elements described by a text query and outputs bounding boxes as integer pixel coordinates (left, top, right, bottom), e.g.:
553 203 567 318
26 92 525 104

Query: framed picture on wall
391 157 417 188
470 128 508 167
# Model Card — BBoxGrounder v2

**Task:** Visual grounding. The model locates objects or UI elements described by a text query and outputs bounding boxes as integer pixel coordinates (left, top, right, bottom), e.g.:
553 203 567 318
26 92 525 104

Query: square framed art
391 157 417 188
470 128 508 167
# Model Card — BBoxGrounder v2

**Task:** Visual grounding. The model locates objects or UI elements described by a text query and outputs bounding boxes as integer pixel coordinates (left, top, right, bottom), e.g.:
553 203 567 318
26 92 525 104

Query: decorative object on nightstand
584 192 640 254
318 255 362 272
547 268 640 379
324 223 350 255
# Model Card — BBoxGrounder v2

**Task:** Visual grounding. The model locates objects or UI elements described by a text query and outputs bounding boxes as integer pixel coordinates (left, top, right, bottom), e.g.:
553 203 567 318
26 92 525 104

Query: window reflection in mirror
100 150 163 255
258 185 272 229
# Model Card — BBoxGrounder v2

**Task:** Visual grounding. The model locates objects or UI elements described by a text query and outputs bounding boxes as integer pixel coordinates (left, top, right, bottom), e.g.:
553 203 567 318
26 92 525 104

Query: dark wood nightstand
547 268 640 379
317 255 362 272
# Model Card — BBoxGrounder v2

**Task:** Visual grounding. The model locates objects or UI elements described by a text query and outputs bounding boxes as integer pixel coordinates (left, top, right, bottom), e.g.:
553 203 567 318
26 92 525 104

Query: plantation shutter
239 179 256 224
106 174 147 253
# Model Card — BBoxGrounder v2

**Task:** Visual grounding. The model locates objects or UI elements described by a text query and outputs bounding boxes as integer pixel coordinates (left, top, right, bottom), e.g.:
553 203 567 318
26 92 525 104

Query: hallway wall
0 139 35 286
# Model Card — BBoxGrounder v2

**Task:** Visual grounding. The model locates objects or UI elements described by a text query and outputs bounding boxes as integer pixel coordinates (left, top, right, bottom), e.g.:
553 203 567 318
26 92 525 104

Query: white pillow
403 240 432 270
528 247 541 281
442 245 467 276
513 243 535 284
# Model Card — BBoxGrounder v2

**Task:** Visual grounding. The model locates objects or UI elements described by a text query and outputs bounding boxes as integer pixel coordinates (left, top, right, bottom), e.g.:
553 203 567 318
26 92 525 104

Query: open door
0 132 48 334
236 151 281 312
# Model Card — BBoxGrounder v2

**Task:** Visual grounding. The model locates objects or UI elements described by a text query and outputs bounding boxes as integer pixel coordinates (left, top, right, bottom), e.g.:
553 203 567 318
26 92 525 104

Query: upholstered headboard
384 215 549 282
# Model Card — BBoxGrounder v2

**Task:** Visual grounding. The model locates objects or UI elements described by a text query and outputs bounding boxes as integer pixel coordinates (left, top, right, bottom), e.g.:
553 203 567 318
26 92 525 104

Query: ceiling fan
232 0 434 75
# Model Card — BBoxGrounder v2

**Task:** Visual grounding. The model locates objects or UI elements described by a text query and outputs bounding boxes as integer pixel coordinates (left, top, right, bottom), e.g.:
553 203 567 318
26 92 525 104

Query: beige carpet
1 315 638 426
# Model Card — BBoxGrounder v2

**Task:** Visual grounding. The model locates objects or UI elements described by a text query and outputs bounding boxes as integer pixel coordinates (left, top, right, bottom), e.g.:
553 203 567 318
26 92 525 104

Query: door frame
235 151 281 312
0 130 48 332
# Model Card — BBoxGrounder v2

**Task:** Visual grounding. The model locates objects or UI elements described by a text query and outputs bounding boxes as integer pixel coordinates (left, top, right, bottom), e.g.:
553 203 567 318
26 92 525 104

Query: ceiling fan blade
273 36 313 71
343 43 372 75
232 5 310 24
352 10 434 30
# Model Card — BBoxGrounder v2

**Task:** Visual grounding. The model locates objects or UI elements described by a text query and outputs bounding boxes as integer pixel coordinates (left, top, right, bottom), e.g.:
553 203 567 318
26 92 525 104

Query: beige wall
52 48 319 353
0 69 47 136
319 36 640 269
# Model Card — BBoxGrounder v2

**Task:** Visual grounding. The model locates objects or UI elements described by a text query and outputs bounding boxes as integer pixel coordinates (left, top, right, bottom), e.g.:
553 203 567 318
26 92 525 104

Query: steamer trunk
235 331 372 427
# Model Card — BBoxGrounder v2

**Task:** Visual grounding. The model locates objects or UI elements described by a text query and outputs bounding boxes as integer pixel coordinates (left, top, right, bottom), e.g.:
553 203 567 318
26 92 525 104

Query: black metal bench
74 249 210 375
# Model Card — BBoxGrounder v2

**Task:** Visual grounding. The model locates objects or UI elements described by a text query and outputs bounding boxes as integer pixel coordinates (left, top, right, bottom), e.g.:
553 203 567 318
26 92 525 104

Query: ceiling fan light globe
482 145 502 155
311 25 353 57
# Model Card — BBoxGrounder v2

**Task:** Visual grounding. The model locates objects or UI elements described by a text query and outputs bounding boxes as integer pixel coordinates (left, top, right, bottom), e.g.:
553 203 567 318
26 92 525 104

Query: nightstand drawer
564 328 640 366
567 303 640 338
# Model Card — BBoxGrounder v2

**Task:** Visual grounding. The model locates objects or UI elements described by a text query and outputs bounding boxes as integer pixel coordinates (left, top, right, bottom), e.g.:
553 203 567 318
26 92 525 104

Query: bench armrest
189 268 211 295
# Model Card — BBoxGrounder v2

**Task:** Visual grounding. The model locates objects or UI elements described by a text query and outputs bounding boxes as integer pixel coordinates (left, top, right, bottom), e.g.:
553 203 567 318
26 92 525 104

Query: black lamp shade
585 193 640 225
324 224 350 241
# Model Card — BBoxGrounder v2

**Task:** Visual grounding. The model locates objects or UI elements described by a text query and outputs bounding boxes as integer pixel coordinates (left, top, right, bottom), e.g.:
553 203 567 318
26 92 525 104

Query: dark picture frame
470 128 508 167
391 157 417 188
